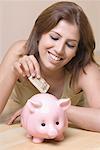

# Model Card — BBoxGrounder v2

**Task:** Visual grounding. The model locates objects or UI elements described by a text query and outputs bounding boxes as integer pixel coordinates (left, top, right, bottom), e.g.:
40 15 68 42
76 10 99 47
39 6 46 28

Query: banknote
28 76 50 93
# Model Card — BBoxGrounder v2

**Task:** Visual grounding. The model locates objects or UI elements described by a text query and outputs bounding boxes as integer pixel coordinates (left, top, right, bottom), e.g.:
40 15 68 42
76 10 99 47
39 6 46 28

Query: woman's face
38 20 80 71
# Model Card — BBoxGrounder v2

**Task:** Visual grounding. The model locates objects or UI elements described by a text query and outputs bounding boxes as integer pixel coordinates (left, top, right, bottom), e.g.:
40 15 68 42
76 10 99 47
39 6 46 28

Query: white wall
0 0 100 61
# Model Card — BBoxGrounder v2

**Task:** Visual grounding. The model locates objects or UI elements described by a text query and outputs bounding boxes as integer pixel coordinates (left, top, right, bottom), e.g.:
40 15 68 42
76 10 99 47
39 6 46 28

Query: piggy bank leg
55 133 64 141
32 137 44 143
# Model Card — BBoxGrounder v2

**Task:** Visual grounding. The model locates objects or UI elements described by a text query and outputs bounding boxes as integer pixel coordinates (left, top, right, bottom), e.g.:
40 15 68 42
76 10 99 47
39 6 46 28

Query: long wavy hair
25 1 96 86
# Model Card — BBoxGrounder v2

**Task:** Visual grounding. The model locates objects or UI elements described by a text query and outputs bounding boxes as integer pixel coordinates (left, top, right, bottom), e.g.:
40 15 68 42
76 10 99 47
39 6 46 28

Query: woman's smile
48 51 63 62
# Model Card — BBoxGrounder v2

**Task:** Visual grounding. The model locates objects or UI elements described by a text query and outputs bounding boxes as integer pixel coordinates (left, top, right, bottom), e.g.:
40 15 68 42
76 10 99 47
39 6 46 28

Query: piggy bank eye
56 122 59 125
41 123 46 126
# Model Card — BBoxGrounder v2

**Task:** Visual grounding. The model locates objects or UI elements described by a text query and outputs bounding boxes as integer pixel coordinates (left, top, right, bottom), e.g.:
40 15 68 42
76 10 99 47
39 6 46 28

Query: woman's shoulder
10 40 26 48
81 62 99 76
0 40 28 66
78 62 100 89
7 40 27 56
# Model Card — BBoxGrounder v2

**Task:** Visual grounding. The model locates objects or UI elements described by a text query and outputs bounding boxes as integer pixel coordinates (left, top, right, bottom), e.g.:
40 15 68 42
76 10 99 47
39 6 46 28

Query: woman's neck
40 65 65 82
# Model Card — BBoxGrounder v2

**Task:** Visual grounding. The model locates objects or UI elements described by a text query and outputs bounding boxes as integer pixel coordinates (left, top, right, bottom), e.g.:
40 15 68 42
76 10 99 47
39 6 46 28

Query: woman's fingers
7 108 22 125
19 56 33 77
29 55 41 78
14 61 25 76
14 55 40 78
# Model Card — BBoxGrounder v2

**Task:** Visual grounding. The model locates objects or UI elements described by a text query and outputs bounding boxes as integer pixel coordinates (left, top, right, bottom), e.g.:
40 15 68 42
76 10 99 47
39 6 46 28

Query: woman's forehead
50 20 80 41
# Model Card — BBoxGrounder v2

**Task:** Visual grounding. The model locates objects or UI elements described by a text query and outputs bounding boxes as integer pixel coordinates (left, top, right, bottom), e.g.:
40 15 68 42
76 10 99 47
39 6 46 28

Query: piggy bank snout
48 129 58 139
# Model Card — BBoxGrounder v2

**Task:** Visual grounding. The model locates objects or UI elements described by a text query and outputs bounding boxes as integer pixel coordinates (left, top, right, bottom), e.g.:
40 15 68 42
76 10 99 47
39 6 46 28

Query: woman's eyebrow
67 39 79 43
51 31 61 36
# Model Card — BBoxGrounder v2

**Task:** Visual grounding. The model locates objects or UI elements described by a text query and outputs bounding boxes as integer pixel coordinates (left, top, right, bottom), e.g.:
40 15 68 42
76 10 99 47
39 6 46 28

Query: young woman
0 1 100 132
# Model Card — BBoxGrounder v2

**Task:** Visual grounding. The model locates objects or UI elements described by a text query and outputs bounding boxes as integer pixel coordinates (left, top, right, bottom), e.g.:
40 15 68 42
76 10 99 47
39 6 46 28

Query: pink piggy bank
21 93 71 143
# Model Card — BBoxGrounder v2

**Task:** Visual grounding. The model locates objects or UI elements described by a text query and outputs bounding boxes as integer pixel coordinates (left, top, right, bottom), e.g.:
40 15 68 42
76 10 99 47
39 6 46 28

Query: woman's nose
56 42 65 54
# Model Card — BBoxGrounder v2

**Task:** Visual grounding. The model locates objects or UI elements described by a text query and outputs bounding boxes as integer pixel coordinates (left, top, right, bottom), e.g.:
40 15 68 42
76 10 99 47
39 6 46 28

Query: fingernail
23 74 26 77
27 74 30 77
32 73 35 77
37 75 41 79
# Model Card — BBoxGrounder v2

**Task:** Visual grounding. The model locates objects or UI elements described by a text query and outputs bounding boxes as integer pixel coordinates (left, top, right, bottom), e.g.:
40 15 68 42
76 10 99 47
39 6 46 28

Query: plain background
0 0 100 61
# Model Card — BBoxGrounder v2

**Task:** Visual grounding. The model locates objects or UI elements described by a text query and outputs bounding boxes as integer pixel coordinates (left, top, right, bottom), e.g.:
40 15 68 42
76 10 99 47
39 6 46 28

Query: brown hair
26 1 96 86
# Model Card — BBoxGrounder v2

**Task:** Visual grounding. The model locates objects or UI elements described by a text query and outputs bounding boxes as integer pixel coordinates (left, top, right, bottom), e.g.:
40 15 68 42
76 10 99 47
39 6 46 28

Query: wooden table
0 123 100 150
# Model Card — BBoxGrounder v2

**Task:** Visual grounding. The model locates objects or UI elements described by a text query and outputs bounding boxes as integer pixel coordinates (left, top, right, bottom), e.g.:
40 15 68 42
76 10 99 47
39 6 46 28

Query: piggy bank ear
27 99 42 113
58 98 71 111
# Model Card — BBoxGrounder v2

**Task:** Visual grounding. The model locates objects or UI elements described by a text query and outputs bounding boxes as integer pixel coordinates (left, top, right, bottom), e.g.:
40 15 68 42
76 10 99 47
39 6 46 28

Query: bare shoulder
78 62 100 107
7 40 27 56
79 62 100 81
0 40 27 67
75 62 99 88
78 62 100 93
78 62 100 87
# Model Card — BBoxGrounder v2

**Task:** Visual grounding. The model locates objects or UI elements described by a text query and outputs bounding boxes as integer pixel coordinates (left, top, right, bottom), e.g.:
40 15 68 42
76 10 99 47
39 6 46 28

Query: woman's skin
0 20 100 132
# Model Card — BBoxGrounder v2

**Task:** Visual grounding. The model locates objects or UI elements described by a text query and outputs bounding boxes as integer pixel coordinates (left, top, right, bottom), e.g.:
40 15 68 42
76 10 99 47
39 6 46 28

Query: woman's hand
14 55 41 78
7 108 22 125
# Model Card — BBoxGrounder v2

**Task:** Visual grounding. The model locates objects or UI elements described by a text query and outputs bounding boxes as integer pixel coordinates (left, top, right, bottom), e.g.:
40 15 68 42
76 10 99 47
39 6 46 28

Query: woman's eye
67 43 76 49
50 35 59 40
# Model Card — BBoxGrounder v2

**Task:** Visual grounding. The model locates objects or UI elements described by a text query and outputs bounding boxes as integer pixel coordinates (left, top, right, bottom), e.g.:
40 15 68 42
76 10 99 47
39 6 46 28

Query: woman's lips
48 51 63 61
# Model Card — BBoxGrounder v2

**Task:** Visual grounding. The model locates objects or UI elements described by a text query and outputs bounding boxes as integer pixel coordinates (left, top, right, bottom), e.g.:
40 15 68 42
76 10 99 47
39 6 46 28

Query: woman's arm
68 105 100 132
67 62 100 132
0 40 26 113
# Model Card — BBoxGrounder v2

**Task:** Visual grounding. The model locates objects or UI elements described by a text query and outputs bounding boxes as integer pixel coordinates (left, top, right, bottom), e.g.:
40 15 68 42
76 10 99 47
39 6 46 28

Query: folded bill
28 76 50 93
